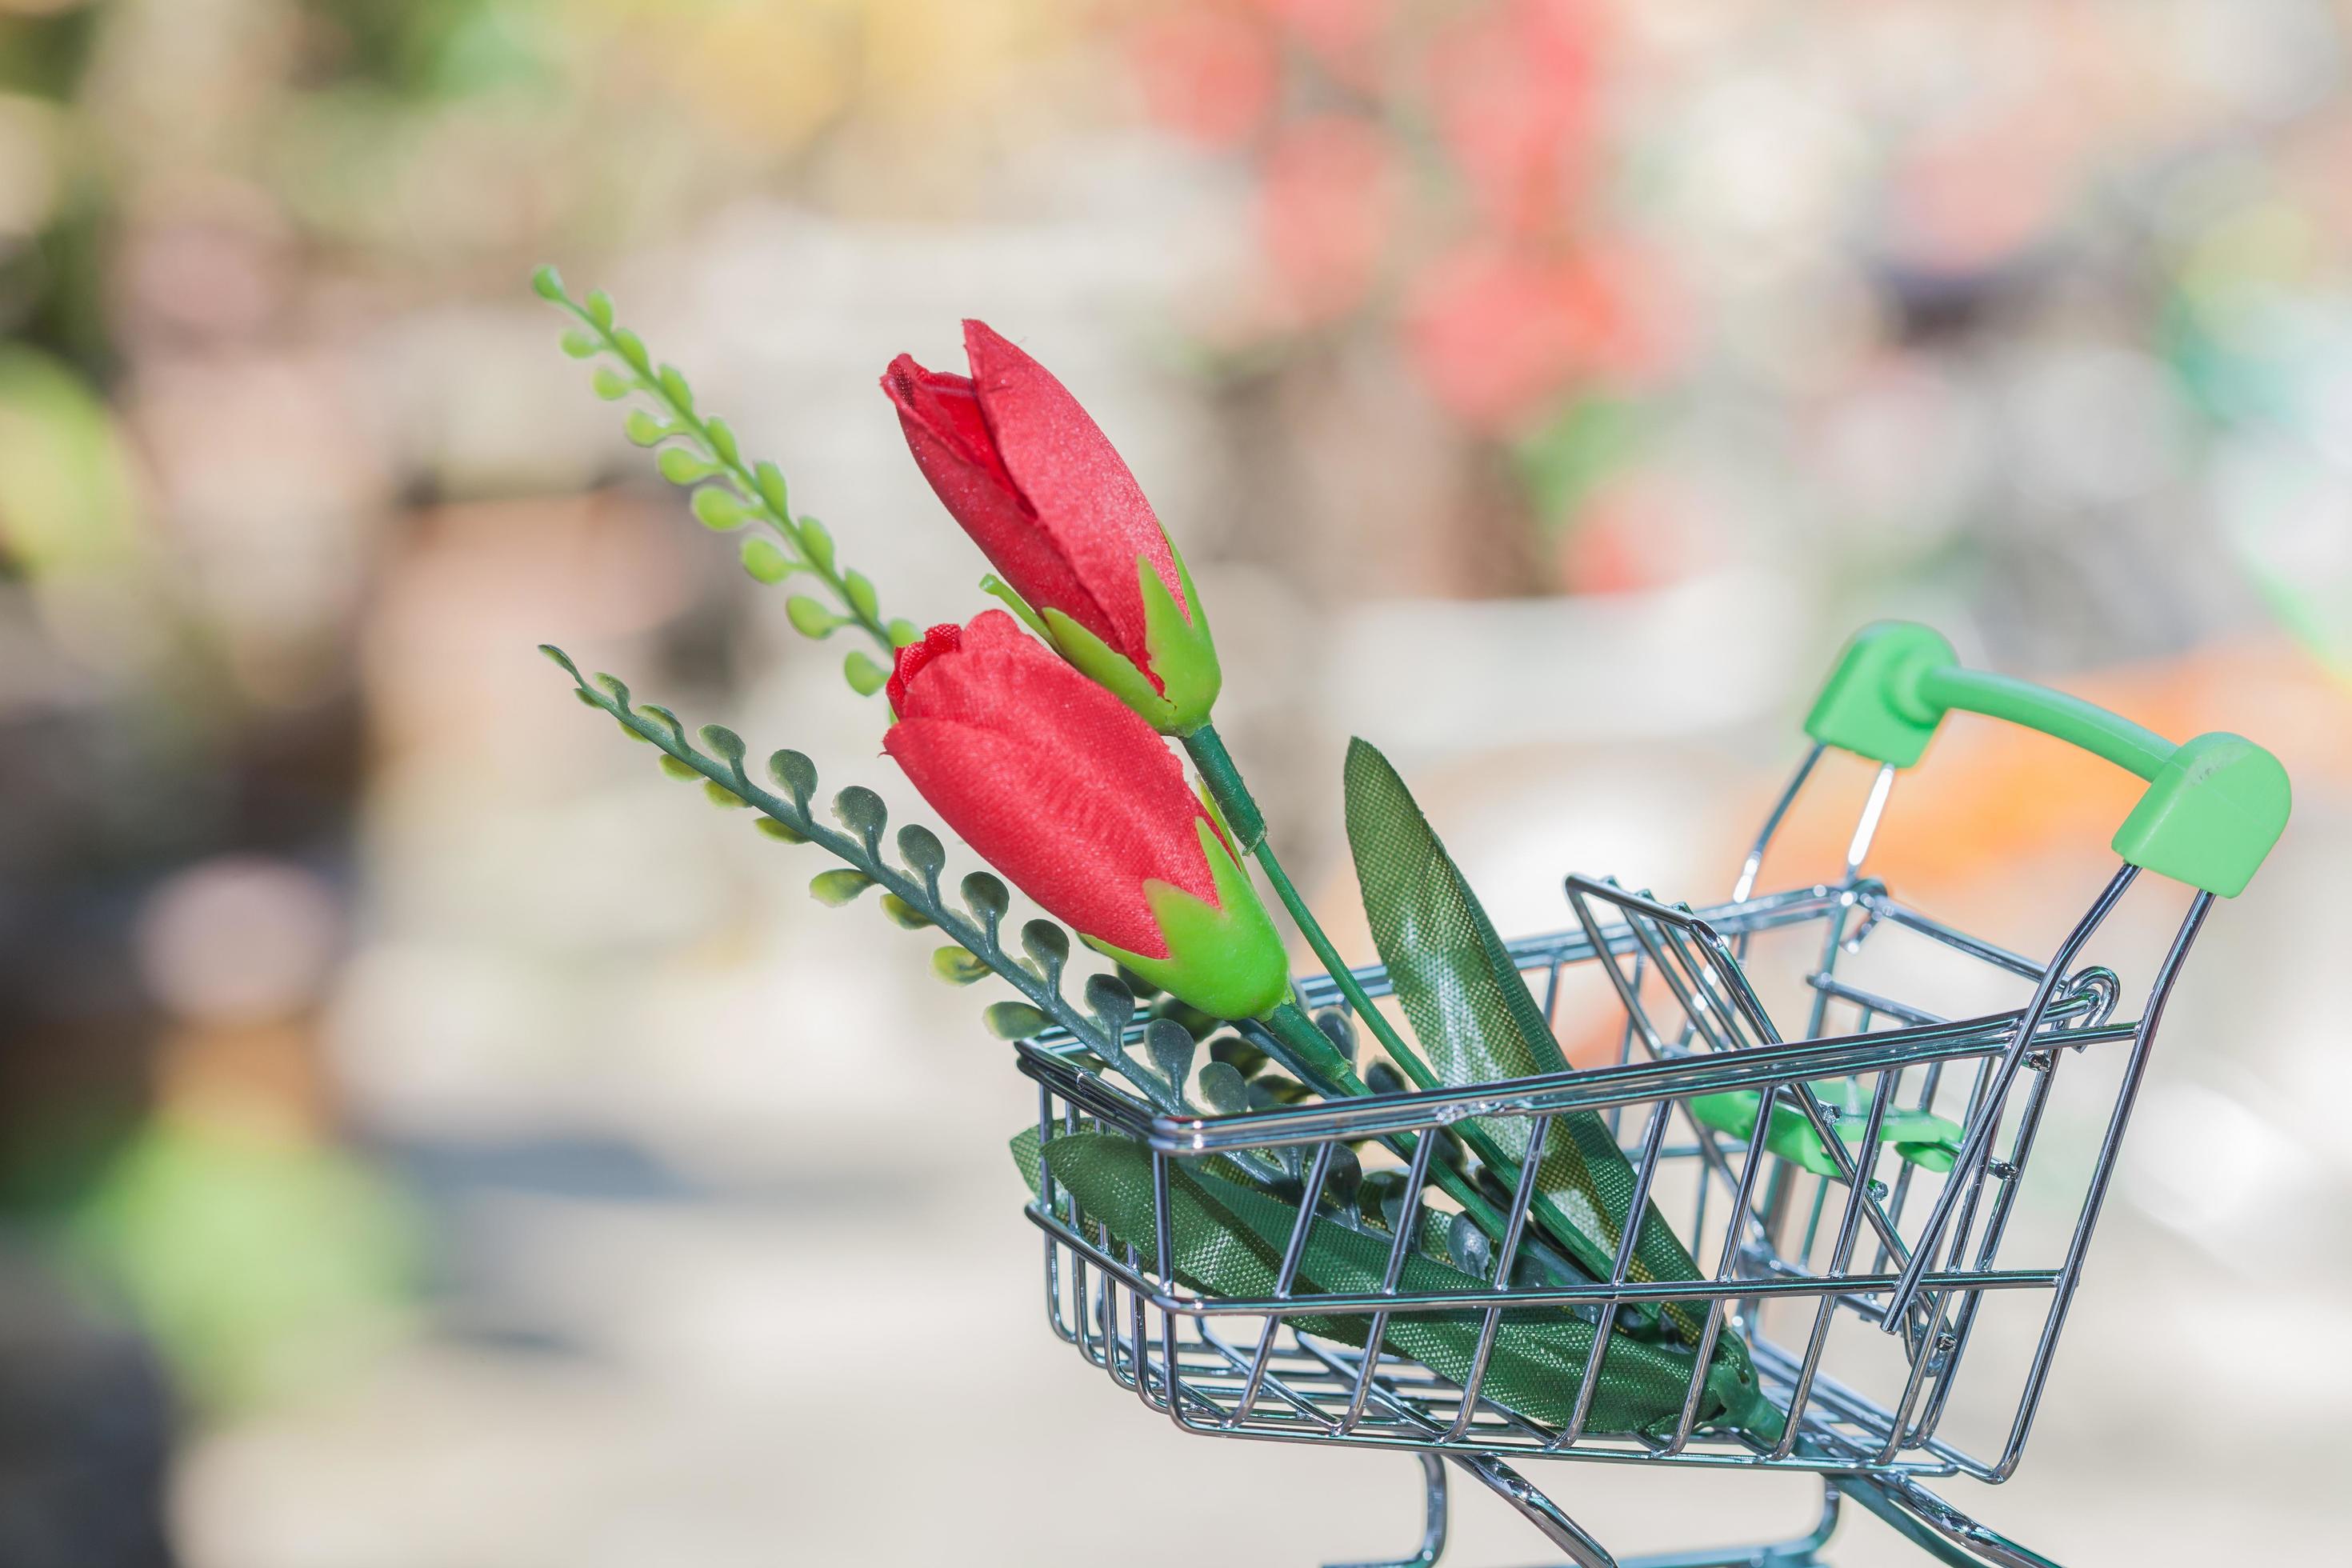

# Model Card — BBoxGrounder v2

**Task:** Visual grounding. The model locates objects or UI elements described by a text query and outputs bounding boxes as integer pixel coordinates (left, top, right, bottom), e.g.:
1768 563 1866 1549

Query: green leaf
610 328 651 373
741 536 795 584
799 517 834 572
624 410 669 446
698 725 748 776
615 717 650 742
1019 921 1069 988
1143 1017 1196 1095
879 894 932 930
703 780 748 808
843 650 888 696
961 872 1009 938
754 816 809 844
705 416 740 466
658 447 718 485
531 264 566 302
810 869 876 906
1196 1060 1248 1114
1114 963 1164 1000
592 671 631 708
892 828 944 898
985 1001 1053 1040
753 461 789 518
560 330 598 359
768 750 818 807
584 290 616 330
842 570 880 623
932 946 990 986
832 786 887 852
1345 738 1716 1342
692 487 747 531
1085 974 1135 1038
786 596 842 638
591 367 634 400
658 754 700 782
887 618 922 648
657 364 694 411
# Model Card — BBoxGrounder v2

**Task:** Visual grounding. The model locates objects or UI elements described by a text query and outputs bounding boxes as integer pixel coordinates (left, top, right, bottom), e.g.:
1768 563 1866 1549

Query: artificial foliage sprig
534 266 920 697
542 642 1238 1127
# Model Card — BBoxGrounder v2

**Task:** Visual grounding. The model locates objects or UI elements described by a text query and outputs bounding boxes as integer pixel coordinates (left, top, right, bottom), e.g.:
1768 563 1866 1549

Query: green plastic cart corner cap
1802 622 2290 898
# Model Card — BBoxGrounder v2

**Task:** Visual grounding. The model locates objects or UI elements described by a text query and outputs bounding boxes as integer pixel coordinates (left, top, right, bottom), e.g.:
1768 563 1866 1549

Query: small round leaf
703 780 748 808
1197 1061 1248 1115
832 786 887 850
692 487 747 530
1143 1018 1196 1095
932 946 990 986
786 597 842 639
843 650 888 696
741 536 794 584
961 872 1009 933
1084 974 1135 1038
658 447 717 485
879 894 933 930
896 825 946 889
754 816 809 844
767 750 818 806
658 754 700 782
810 869 876 906
984 1001 1052 1040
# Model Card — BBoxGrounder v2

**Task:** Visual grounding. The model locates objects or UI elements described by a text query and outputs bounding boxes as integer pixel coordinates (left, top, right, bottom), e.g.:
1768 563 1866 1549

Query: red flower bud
882 323 1222 734
883 611 1285 1019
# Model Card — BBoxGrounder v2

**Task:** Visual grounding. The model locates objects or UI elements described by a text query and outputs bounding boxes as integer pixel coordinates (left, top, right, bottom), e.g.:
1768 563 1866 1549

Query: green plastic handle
1803 622 2290 898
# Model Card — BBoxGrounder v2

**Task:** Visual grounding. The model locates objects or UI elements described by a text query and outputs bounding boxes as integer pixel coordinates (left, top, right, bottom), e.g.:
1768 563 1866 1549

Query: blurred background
2 2 2349 1564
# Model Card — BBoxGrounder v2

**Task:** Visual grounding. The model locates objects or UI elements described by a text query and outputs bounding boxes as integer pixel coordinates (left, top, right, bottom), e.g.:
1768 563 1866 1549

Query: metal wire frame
1014 747 2218 1565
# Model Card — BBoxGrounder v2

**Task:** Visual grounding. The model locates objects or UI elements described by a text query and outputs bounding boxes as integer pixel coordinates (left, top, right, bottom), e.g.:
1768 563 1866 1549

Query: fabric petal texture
882 323 1223 733
885 611 1214 957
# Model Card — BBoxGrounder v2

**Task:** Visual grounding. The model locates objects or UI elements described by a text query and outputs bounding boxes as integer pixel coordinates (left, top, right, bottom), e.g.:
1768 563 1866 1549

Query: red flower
883 612 1286 1019
882 322 1222 734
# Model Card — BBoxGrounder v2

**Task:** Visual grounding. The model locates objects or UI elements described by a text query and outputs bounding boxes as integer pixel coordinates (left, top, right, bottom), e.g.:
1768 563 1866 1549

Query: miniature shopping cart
1012 623 2290 1568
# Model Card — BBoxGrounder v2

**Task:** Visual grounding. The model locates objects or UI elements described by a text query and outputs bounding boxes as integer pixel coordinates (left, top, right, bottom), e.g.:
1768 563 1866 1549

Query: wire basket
1010 630 2287 1568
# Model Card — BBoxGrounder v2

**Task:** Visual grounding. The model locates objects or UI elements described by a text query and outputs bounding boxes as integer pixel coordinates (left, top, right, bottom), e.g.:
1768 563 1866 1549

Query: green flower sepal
983 542 1222 735
1081 819 1289 1022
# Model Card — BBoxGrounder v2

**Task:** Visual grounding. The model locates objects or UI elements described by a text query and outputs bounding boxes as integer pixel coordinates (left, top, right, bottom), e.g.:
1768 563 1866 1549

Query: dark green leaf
1114 963 1163 999
896 826 946 892
1314 1008 1358 1066
832 786 887 853
1085 974 1135 1038
1019 921 1068 987
961 872 1009 938
768 750 818 808
1143 1018 1195 1094
1196 1061 1248 1115
698 725 748 778
1206 1033 1267 1078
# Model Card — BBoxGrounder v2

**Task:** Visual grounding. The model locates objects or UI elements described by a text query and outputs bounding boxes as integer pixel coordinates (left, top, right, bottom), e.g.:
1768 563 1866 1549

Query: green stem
543 284 898 658
1201 726 1653 1311
1255 1001 1520 1248
1185 725 1432 1089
